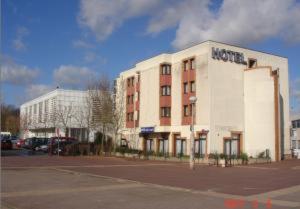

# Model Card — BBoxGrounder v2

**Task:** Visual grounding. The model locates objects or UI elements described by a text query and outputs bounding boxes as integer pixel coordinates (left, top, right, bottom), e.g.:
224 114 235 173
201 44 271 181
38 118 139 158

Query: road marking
1 183 142 198
235 166 278 170
2 163 176 170
249 185 300 198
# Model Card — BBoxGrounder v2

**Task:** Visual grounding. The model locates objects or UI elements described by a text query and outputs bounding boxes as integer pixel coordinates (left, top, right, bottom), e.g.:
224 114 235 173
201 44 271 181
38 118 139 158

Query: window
191 59 195 70
38 102 43 122
159 139 168 154
183 82 188 94
137 74 140 82
183 105 189 116
34 104 37 114
131 77 134 86
127 112 134 121
127 95 130 104
127 78 131 87
161 64 171 75
131 95 134 103
190 81 195 92
161 86 171 96
161 107 171 117
248 58 257 68
183 61 189 71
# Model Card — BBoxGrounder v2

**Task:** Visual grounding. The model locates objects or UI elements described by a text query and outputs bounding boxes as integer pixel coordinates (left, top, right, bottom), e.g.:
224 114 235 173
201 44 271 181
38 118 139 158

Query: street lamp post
189 96 197 170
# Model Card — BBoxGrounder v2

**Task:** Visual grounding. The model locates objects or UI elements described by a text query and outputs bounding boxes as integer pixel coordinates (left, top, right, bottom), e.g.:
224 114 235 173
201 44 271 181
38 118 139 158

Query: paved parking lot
1 155 300 209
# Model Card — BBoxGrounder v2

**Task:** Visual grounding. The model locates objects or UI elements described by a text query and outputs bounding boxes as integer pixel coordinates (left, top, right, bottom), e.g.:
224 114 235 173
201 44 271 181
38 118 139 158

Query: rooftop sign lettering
212 47 247 65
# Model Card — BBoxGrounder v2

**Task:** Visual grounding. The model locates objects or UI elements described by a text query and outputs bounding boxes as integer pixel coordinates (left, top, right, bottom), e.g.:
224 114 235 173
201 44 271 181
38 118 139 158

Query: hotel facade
115 41 290 161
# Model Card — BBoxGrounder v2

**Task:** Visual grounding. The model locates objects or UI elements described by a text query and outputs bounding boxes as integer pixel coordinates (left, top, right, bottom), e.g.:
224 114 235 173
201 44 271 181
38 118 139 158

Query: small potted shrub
219 153 226 167
240 152 249 165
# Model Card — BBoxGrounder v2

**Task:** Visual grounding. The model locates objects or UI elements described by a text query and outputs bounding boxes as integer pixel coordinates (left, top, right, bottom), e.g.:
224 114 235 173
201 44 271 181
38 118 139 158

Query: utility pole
189 96 197 170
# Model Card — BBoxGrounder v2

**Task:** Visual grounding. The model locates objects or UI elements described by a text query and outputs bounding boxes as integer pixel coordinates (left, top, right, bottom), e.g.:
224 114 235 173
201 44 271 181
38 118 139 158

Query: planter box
248 158 271 164
219 159 226 167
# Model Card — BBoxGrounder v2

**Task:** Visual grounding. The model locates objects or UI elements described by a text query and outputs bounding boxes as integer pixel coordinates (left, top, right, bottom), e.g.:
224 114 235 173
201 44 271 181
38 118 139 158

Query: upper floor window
183 60 189 71
127 112 134 121
34 104 37 114
137 74 140 82
161 86 171 96
127 78 131 87
127 95 130 104
161 107 171 117
161 64 171 75
190 81 195 93
183 82 188 94
127 77 135 87
183 105 189 116
248 58 257 68
191 59 195 70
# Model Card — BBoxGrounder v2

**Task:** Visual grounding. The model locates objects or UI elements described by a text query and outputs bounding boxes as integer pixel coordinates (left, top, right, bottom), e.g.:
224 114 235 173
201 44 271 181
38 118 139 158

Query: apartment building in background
291 117 300 156
115 40 290 161
20 89 93 141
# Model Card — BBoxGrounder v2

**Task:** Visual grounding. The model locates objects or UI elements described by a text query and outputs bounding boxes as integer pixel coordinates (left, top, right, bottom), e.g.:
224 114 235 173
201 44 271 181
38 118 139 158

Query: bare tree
73 96 93 142
87 75 113 154
20 113 30 138
56 102 74 137
111 78 126 151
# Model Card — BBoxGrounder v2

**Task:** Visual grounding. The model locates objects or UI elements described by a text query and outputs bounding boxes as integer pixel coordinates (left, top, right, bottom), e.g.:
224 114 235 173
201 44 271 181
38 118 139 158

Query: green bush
240 152 248 164
258 151 265 158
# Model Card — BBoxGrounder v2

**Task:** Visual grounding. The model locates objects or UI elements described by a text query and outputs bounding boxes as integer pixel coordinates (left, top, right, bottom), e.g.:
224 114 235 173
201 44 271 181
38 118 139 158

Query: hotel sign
141 127 154 133
212 47 247 65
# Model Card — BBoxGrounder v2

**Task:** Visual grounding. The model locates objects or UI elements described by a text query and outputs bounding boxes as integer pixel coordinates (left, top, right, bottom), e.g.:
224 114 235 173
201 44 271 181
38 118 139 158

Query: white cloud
1 55 39 85
72 39 93 48
78 0 300 49
53 65 97 88
172 0 300 49
12 26 30 51
78 0 162 41
25 84 53 100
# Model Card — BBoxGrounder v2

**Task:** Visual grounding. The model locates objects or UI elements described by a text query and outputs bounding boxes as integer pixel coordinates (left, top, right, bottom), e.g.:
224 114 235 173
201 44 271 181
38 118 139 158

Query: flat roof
122 40 287 74
20 88 87 107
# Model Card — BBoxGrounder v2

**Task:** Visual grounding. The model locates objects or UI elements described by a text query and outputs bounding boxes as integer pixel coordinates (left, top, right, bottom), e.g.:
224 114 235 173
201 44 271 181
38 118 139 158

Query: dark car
48 137 77 155
1 139 12 150
23 137 49 150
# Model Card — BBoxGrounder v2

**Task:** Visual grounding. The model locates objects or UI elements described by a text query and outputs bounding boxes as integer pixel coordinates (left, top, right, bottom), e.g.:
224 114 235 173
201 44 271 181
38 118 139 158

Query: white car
292 149 300 159
35 145 48 152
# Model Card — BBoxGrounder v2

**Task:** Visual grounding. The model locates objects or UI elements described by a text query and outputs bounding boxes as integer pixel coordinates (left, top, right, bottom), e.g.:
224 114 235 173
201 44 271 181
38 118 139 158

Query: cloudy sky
1 0 300 115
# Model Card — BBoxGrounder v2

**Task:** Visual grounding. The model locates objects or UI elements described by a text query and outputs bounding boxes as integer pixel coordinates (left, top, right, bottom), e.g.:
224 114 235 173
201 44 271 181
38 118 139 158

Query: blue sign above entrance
141 127 155 133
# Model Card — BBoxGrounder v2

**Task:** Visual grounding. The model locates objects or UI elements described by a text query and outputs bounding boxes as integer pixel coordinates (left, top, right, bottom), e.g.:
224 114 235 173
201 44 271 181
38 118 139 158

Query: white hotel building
115 40 290 161
20 89 93 141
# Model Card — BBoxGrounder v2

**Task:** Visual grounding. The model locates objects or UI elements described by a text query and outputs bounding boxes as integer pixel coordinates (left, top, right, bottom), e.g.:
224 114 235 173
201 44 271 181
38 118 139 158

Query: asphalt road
1 149 47 157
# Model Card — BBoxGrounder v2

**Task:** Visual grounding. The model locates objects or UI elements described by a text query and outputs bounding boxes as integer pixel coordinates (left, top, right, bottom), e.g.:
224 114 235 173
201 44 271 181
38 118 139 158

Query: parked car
23 137 49 151
16 139 25 148
48 137 77 155
1 139 12 150
10 136 19 149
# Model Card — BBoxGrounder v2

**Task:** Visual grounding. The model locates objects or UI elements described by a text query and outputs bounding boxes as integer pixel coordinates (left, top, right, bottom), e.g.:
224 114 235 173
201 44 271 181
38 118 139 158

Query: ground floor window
195 139 206 158
159 139 168 154
224 139 239 157
146 139 154 152
291 140 300 149
176 138 186 156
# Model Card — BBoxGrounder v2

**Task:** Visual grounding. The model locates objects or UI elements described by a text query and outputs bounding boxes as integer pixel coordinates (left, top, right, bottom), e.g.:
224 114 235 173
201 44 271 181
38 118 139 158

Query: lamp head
189 96 197 103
